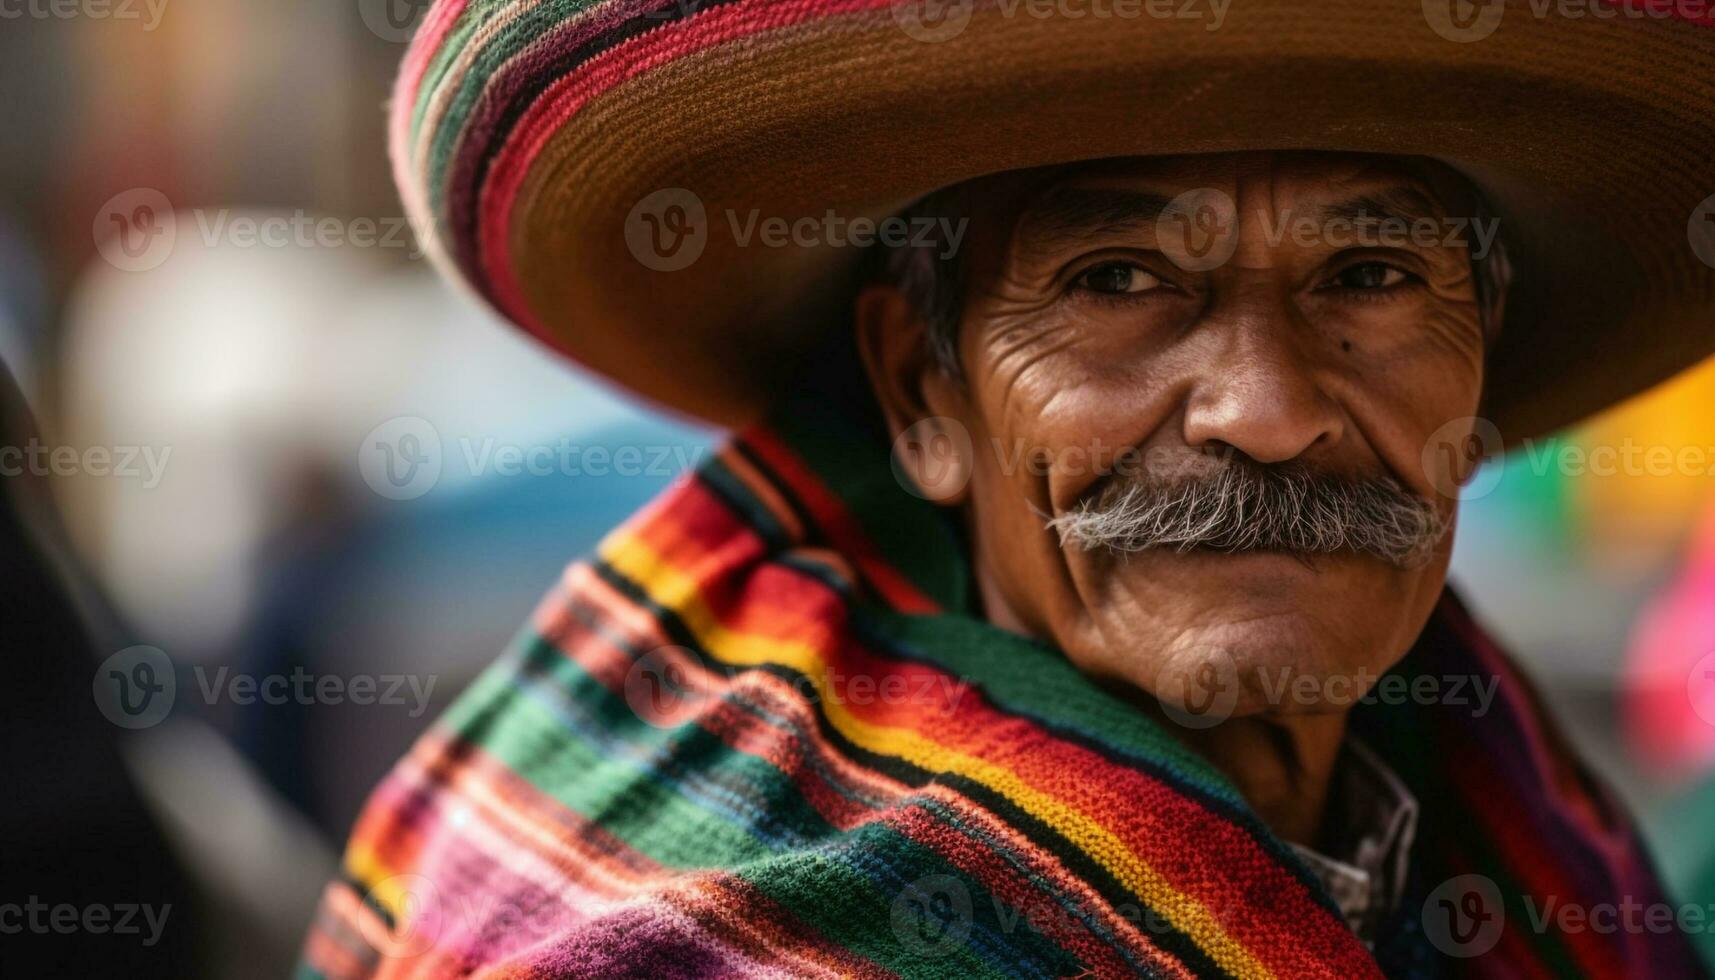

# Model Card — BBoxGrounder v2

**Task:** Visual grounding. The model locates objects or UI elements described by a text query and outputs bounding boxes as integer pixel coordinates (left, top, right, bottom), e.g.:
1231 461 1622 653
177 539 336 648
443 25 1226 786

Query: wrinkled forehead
948 151 1481 250
1038 150 1444 191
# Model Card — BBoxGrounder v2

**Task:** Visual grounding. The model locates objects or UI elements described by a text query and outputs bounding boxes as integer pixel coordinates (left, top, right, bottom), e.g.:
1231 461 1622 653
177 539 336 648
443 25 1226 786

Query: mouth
1103 543 1334 573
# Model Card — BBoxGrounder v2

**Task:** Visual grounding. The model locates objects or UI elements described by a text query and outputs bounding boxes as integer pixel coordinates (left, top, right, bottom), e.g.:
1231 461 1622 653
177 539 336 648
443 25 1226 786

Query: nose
1181 316 1345 465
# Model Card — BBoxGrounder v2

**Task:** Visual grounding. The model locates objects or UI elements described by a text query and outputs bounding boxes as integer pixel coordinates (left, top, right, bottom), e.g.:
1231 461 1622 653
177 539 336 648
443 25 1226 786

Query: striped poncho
300 399 1705 978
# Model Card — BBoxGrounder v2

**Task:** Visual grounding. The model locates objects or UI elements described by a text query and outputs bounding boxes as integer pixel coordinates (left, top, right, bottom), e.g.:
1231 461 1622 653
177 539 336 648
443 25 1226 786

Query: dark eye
1074 261 1165 295
1327 262 1409 290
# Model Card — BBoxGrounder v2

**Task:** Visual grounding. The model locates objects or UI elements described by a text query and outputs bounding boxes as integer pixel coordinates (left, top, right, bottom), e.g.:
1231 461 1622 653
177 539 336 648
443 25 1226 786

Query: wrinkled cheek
1030 379 1164 505
1348 341 1486 504
1395 395 1489 506
1403 310 1487 415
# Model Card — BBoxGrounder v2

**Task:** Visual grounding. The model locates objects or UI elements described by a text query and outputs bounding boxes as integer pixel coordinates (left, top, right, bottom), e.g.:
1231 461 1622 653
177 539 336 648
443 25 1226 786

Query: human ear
853 284 973 505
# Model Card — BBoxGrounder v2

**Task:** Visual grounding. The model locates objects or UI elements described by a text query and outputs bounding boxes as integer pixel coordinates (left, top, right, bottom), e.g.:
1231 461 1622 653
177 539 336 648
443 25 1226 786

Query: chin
1138 623 1388 724
1078 549 1443 720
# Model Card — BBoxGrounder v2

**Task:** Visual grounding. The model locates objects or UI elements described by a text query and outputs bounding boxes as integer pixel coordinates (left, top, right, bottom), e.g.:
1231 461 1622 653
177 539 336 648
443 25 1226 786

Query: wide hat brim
395 0 1715 442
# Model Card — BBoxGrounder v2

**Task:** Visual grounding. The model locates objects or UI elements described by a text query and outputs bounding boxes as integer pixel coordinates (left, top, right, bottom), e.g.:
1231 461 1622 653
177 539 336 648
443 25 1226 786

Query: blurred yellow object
1572 354 1715 565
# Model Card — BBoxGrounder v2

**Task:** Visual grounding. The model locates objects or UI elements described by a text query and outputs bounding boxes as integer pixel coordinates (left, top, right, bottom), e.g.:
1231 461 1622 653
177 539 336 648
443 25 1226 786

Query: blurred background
3 2 1715 977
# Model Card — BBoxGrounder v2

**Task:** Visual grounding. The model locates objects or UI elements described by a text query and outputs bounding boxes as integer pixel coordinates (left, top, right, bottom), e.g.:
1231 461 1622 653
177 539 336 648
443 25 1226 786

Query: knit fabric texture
298 396 1704 978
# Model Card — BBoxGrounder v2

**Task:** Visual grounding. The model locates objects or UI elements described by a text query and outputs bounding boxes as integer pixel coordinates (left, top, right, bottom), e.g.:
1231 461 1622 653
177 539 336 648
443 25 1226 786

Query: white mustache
1044 461 1450 569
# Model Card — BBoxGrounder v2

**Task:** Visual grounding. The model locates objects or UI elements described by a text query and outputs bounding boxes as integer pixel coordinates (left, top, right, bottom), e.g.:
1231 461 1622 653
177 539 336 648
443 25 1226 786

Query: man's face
858 151 1493 722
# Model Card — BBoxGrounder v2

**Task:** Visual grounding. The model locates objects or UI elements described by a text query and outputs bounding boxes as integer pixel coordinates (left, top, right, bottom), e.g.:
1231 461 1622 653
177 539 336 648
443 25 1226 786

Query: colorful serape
299 400 1705 978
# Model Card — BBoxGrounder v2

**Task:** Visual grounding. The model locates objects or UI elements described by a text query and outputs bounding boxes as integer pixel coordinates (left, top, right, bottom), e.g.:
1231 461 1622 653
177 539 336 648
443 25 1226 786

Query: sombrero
391 0 1715 441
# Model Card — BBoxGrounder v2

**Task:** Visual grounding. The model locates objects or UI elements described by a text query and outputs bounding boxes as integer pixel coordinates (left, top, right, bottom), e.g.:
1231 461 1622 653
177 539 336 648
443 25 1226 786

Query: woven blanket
299 400 1703 978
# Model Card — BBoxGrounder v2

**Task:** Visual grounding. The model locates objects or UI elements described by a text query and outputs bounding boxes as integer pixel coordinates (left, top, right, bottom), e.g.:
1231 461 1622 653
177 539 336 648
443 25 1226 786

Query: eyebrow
1009 179 1458 256
1012 185 1177 254
1315 185 1451 230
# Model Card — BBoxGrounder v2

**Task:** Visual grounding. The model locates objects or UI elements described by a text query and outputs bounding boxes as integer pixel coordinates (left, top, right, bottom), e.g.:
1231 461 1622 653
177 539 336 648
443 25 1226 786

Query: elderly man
303 1 1715 976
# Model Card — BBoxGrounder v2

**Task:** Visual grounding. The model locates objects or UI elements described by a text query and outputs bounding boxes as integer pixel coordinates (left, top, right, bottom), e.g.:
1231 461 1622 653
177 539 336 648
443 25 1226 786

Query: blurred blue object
234 412 714 838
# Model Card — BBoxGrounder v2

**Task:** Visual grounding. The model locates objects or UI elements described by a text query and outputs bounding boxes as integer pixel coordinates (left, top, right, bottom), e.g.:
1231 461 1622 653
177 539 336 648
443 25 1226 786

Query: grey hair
1044 459 1450 569
875 186 969 375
